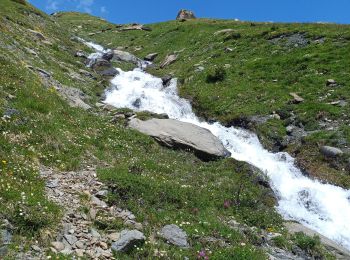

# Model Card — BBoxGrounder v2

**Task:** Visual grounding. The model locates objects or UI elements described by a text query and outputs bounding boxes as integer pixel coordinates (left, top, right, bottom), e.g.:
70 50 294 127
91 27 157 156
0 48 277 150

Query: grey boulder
129 118 230 160
159 224 189 248
320 146 343 158
112 50 141 65
111 230 145 252
91 58 118 77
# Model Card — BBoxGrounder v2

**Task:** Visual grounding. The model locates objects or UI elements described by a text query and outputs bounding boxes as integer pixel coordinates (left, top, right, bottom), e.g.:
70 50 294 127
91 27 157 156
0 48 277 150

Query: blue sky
28 0 350 24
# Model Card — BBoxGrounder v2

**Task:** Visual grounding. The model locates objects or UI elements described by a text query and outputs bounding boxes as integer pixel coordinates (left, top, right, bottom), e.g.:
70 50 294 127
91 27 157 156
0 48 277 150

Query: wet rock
128 118 231 161
320 146 343 158
285 222 350 259
289 92 304 104
160 54 177 68
144 53 158 61
132 98 141 108
111 230 145 252
161 75 173 87
102 50 114 61
74 50 87 59
159 224 189 248
91 59 118 77
176 9 196 20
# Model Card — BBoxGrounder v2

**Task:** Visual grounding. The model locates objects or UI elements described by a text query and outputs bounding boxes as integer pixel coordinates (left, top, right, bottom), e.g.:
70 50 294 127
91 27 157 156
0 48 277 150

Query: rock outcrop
128 118 231 160
176 9 196 20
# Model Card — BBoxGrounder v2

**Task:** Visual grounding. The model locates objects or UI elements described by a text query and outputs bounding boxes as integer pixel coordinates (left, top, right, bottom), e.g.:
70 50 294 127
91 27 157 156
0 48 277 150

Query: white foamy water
87 43 350 250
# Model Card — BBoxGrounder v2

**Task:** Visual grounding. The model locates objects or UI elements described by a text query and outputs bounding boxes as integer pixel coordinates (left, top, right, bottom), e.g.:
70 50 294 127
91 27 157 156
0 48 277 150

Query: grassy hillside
0 1 318 259
58 12 350 189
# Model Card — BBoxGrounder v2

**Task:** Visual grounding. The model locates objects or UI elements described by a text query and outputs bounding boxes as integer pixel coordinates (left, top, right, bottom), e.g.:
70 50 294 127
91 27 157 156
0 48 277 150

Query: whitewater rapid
87 42 350 250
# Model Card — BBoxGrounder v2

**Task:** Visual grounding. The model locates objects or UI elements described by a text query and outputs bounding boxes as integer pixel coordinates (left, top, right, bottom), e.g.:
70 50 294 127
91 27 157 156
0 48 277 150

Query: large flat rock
129 118 230 160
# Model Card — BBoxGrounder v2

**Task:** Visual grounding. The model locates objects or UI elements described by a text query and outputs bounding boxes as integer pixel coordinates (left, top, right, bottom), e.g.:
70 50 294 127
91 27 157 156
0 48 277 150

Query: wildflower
197 250 209 259
223 200 231 209
1 160 6 165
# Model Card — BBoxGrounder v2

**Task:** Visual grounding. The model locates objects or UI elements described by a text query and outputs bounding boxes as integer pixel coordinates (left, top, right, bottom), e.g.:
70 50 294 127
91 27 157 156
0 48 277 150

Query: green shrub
206 66 227 83
293 232 320 251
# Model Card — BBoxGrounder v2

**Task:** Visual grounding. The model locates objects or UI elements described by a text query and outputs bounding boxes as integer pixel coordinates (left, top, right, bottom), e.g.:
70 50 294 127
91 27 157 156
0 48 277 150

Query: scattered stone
95 190 108 199
328 100 347 107
90 195 108 208
195 66 205 72
144 53 158 61
24 47 37 56
128 118 231 160
0 229 12 257
269 33 309 47
119 24 151 32
46 179 59 188
90 228 101 239
159 224 189 248
224 47 234 52
31 245 41 252
320 146 343 158
285 222 350 259
64 234 78 245
75 249 85 257
289 92 304 104
326 79 338 87
176 9 196 20
3 108 20 118
51 241 65 252
111 230 145 252
27 29 46 40
214 29 235 36
108 233 120 242
160 54 178 68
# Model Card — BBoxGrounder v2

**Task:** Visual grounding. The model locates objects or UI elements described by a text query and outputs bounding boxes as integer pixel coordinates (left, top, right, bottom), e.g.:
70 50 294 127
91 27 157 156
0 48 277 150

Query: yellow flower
1 160 6 165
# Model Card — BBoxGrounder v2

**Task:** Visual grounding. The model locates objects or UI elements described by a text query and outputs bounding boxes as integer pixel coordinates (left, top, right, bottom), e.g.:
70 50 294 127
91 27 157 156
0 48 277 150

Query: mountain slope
0 1 347 259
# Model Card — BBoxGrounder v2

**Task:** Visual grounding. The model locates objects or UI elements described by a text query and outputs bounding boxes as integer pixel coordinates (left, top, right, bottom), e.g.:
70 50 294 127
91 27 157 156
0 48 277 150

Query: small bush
293 232 320 251
206 66 226 83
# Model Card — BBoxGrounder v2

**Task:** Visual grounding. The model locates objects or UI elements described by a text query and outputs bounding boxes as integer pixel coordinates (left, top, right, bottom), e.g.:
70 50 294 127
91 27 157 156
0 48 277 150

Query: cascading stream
87 41 350 250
